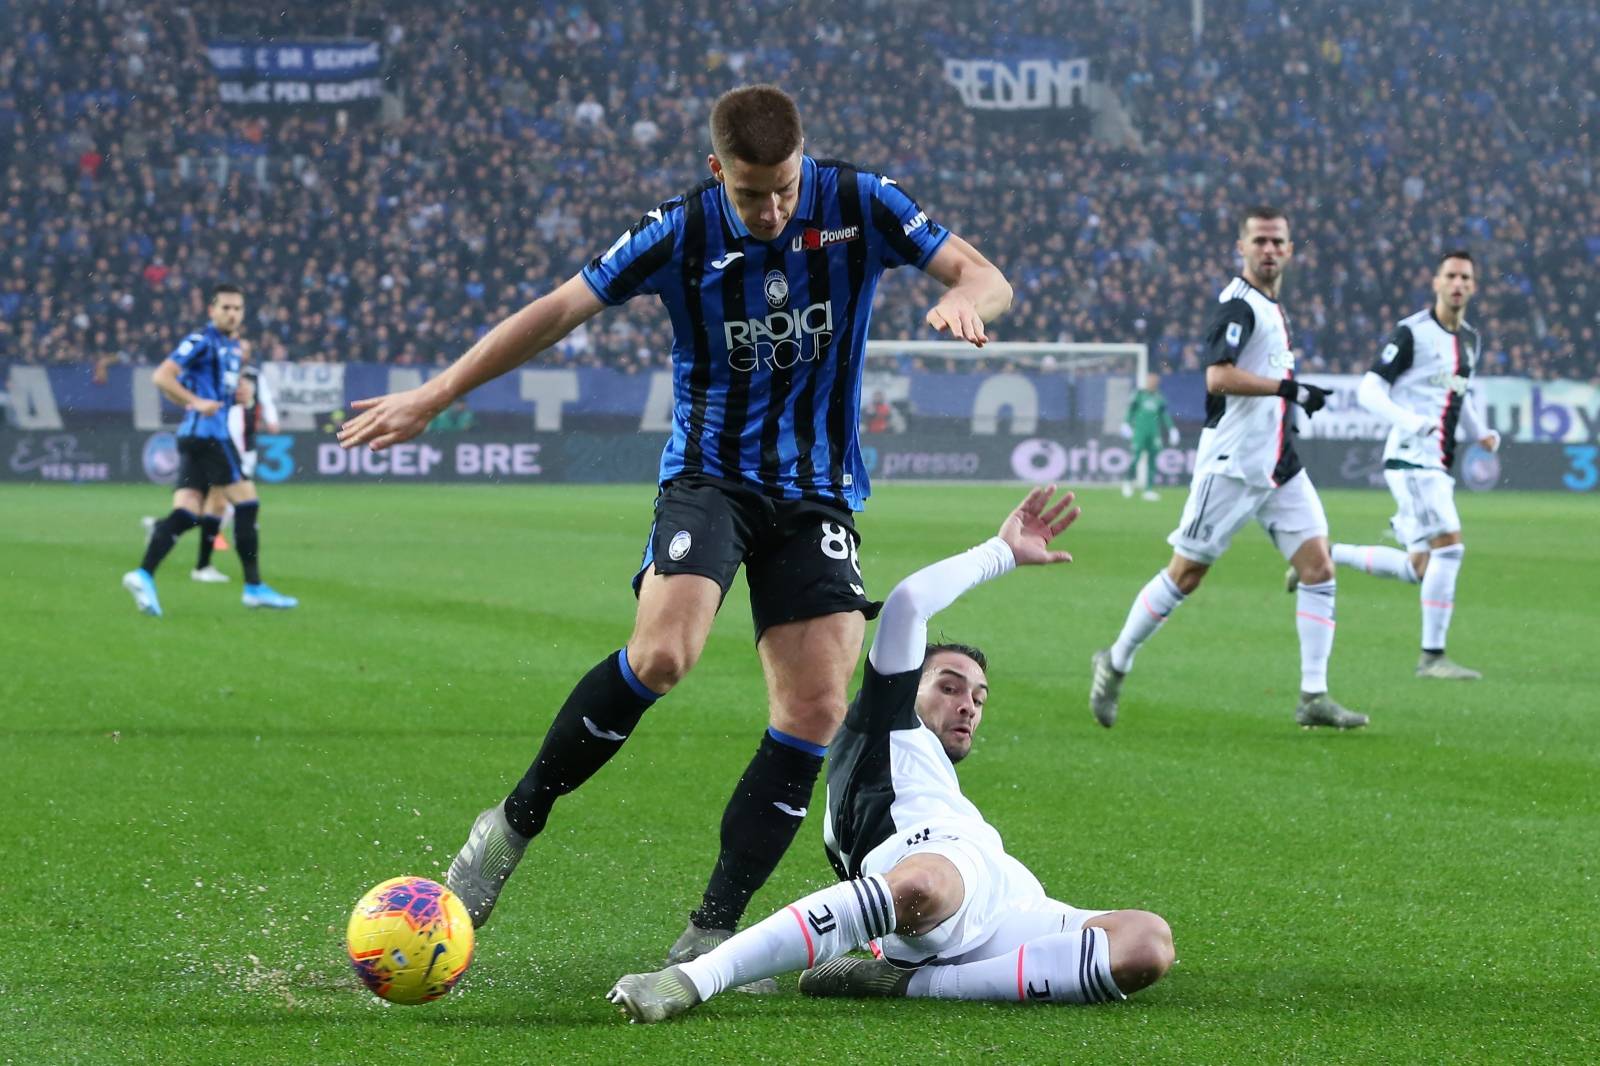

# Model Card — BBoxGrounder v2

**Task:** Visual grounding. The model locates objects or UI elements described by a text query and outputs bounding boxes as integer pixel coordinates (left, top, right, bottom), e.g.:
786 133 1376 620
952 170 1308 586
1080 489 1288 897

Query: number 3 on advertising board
256 435 295 483
1563 445 1597 491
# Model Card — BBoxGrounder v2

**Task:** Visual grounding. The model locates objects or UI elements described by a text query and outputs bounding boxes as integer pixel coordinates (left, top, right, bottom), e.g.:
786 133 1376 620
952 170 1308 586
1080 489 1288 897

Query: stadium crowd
1 0 1595 381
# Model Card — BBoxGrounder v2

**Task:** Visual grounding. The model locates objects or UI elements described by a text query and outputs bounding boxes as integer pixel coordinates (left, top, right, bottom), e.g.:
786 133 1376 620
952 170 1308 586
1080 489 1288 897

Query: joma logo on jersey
1268 349 1297 369
724 301 834 372
793 225 860 252
1429 371 1469 394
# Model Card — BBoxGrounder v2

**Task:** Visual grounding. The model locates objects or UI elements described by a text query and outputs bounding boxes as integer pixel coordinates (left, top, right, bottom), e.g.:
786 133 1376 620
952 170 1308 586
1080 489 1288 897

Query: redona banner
207 39 383 109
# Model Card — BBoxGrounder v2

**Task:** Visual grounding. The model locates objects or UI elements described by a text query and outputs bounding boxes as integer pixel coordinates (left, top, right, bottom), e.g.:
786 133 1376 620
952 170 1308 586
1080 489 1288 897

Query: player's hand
926 292 988 347
337 387 446 451
998 484 1080 566
1480 431 1501 453
1168 427 1180 446
1276 380 1332 416
189 398 222 417
1118 423 1134 440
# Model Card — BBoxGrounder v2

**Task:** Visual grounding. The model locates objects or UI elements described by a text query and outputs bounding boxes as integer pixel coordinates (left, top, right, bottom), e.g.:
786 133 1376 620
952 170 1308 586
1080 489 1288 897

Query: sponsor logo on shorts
668 529 692 561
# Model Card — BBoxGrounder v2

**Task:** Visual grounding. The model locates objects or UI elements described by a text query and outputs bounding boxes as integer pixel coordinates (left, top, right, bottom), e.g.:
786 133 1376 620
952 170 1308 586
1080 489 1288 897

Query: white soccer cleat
607 965 702 1024
121 569 162 617
1089 648 1125 728
446 803 530 929
1121 482 1135 498
191 566 231 583
1141 489 1160 502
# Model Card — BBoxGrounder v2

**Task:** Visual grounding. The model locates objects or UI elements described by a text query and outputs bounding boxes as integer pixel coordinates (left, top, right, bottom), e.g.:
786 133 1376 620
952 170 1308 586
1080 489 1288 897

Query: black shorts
175 436 244 493
633 475 882 640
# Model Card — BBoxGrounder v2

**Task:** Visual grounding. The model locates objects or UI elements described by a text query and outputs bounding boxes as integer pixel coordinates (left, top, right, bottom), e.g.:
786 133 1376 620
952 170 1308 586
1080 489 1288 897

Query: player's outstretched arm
337 276 605 451
922 234 1013 347
1356 371 1436 437
869 486 1078 675
1206 363 1330 415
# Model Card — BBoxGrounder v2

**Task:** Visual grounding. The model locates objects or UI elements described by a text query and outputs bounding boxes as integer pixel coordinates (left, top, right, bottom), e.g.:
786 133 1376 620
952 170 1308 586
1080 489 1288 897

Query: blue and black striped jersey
581 154 950 511
167 324 242 440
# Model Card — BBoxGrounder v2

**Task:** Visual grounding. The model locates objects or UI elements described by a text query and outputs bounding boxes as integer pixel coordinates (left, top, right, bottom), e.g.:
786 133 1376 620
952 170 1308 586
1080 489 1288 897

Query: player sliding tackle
608 487 1174 1022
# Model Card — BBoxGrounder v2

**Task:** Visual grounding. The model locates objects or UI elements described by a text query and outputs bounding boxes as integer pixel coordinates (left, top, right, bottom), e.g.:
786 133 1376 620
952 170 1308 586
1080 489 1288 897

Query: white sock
1420 544 1464 652
678 875 896 1002
1332 543 1418 583
905 927 1123 1004
1295 580 1337 694
1110 571 1186 673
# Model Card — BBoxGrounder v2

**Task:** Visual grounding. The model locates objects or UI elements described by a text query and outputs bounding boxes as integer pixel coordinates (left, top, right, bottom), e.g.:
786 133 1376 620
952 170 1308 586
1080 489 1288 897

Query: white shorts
239 449 258 480
1384 467 1459 550
1168 468 1329 565
864 832 1105 966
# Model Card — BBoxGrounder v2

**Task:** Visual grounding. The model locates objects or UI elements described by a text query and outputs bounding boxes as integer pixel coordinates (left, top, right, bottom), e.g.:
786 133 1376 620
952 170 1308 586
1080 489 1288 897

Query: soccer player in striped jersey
1294 252 1498 680
122 285 297 616
1089 207 1367 731
337 85 1013 967
607 487 1173 1023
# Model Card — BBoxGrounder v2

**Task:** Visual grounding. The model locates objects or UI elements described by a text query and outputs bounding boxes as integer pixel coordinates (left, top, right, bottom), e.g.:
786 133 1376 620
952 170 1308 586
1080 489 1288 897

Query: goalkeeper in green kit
1120 372 1179 501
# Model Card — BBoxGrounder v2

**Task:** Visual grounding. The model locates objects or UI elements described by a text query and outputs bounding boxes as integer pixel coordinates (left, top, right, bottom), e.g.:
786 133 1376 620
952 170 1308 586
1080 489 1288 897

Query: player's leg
1416 518 1477 678
193 487 229 580
1093 474 1260 726
1321 470 1424 587
1137 440 1160 500
1263 473 1367 728
220 475 295 608
452 481 746 928
124 440 210 615
672 505 873 957
611 853 954 1023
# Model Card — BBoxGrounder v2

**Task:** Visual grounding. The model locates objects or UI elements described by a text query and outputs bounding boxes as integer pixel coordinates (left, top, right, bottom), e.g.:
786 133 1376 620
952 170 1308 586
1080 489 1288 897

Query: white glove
1167 427 1180 446
1119 423 1133 439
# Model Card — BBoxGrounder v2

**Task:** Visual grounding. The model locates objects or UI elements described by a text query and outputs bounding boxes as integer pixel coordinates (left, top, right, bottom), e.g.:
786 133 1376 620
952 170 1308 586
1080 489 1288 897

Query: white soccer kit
822 538 1103 967
1169 277 1327 565
1362 309 1487 548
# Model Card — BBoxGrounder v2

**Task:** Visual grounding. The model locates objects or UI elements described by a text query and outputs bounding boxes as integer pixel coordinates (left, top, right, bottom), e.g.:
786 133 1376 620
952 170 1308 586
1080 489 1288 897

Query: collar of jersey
719 154 820 245
1236 275 1279 304
1428 307 1463 335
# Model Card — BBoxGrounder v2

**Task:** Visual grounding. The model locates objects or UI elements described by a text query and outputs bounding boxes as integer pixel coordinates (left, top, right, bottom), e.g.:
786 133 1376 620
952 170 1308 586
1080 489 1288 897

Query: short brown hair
1437 249 1474 271
710 85 803 166
1238 205 1288 236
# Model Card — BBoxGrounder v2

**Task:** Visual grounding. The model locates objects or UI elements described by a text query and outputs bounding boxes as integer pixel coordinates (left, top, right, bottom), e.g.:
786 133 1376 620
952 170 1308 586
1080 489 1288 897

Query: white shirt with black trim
1196 277 1302 487
1369 308 1482 472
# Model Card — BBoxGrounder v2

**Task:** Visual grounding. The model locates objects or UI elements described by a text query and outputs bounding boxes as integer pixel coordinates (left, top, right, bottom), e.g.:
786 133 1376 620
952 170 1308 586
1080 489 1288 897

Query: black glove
1277 379 1331 416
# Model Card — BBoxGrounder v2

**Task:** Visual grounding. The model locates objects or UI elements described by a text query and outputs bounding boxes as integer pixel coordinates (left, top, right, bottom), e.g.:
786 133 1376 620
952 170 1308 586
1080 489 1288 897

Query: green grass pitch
2 481 1595 1064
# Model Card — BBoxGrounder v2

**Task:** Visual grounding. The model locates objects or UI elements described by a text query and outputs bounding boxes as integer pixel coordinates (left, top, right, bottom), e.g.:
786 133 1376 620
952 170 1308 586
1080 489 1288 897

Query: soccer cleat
607 965 702 1024
121 569 162 617
1141 489 1160 502
798 955 912 999
191 566 231 583
1294 692 1369 730
242 584 298 609
1089 648 1125 728
1284 566 1299 593
665 921 778 994
1121 482 1134 498
446 803 530 929
1416 653 1481 680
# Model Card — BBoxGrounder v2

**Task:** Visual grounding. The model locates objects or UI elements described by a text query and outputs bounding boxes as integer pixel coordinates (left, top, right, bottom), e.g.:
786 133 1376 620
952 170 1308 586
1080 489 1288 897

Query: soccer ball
346 876 474 1004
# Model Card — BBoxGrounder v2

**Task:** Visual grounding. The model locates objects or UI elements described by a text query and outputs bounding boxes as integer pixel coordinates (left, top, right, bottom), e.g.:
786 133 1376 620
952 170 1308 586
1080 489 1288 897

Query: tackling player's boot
192 566 230 583
1089 648 1125 728
446 802 530 929
121 569 162 617
1284 566 1299 593
1416 652 1481 680
664 921 778 994
607 965 702 1024
799 956 912 999
1294 692 1368 730
242 584 298 609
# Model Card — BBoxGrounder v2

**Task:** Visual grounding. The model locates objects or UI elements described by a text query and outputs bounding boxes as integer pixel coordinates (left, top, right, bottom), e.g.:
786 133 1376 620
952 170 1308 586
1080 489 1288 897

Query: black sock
234 501 261 585
503 649 659 839
691 728 825 931
140 508 199 574
196 515 221 570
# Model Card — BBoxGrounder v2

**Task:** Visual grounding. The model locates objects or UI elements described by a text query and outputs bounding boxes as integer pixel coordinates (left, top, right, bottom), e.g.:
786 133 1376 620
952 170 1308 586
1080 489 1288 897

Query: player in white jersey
1089 207 1368 730
1295 252 1499 680
607 488 1174 1023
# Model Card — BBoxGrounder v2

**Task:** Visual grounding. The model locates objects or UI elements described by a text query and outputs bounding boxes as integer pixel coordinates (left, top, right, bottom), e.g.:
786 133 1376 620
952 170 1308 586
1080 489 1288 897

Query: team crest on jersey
792 225 861 253
764 270 789 309
668 530 692 561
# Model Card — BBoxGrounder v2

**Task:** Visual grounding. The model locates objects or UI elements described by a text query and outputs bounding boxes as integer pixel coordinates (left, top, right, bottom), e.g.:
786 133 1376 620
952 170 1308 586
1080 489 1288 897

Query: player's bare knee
1296 558 1335 584
625 641 699 693
885 857 962 935
1410 551 1431 578
1105 912 1174 993
769 695 846 746
1166 557 1207 595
